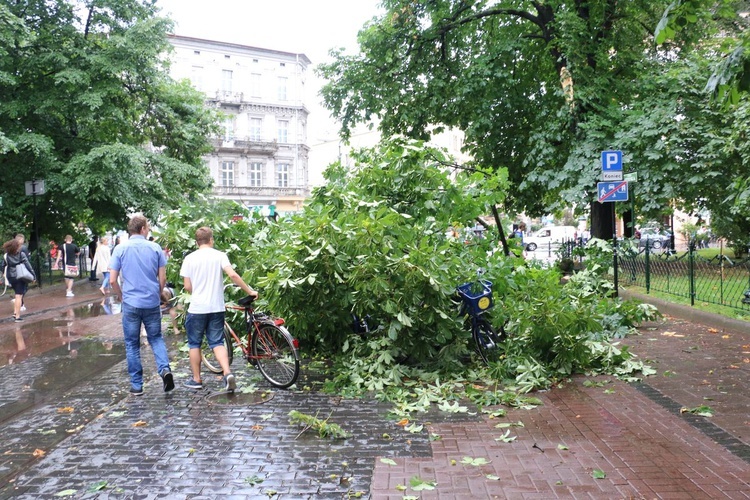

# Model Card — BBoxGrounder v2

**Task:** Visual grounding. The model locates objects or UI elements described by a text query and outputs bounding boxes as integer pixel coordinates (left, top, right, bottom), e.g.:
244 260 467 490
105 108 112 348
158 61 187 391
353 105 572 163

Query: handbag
15 262 35 283
62 243 78 277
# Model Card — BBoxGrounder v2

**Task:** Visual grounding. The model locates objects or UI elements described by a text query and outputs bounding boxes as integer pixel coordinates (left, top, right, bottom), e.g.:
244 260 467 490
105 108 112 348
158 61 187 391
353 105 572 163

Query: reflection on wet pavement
0 297 122 370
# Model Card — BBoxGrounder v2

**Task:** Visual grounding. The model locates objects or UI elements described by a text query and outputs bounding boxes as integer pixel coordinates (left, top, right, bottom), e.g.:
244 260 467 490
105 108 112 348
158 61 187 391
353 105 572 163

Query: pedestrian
160 285 181 336
109 215 174 396
49 240 59 270
1 237 36 322
92 236 112 295
88 235 99 282
60 235 80 297
13 234 30 312
179 226 257 391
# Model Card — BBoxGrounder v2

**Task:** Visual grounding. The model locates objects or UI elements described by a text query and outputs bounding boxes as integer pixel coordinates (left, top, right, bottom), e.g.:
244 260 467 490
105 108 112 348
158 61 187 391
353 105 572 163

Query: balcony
211 137 278 154
209 90 243 104
212 185 306 198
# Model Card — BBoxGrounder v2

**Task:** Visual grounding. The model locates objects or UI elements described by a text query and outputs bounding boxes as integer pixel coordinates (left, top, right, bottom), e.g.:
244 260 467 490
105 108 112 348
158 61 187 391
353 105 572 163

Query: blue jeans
101 271 111 290
185 312 226 349
121 302 171 390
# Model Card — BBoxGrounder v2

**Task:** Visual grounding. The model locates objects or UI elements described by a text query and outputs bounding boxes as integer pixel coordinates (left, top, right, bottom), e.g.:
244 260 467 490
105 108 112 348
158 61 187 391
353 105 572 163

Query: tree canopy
0 0 217 243
319 0 750 245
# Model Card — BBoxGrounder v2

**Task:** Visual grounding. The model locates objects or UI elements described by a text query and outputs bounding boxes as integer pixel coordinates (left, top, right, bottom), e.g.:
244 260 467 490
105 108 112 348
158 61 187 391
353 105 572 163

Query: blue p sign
601 150 622 171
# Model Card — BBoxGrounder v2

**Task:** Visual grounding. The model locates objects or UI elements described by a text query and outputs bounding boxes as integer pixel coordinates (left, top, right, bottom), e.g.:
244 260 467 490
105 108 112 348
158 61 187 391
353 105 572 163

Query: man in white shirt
179 226 257 391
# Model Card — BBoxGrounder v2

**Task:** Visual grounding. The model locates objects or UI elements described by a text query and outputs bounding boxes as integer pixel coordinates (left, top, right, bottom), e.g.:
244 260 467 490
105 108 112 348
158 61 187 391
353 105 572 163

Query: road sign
602 171 623 181
624 172 638 182
24 179 45 196
598 181 628 202
601 150 622 171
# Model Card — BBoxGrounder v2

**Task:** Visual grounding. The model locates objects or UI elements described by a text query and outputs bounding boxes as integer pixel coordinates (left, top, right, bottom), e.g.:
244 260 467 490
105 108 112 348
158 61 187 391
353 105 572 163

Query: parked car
638 227 671 249
524 225 577 252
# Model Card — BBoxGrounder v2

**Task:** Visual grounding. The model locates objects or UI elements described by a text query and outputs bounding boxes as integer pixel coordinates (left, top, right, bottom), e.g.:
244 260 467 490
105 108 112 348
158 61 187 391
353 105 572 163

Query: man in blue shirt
109 215 174 396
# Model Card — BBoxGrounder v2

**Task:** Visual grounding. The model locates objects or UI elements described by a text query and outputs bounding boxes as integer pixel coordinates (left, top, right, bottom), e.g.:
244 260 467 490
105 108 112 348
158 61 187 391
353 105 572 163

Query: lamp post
24 179 45 287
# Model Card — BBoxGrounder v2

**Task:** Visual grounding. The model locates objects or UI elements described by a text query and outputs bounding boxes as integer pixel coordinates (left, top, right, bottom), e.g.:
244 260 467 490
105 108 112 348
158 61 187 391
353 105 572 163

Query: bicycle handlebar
237 295 257 307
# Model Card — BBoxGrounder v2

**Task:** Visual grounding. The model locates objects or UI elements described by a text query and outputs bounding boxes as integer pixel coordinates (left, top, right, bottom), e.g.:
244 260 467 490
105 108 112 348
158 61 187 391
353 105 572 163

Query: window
249 117 262 141
277 120 289 143
221 161 235 187
190 66 203 90
250 73 262 98
224 117 234 141
277 76 287 100
222 69 233 93
249 162 263 187
276 163 290 187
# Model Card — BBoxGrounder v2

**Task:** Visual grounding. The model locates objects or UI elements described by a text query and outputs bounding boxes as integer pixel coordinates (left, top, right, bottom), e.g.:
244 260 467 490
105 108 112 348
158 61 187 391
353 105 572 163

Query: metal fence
617 243 750 312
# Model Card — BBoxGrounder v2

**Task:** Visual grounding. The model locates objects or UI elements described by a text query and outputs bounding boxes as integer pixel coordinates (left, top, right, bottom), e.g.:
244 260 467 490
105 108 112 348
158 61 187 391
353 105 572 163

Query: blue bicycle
456 280 506 364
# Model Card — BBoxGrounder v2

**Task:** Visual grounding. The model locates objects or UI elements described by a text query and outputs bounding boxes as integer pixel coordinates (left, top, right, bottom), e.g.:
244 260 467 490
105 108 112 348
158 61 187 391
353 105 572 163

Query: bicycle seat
237 295 256 307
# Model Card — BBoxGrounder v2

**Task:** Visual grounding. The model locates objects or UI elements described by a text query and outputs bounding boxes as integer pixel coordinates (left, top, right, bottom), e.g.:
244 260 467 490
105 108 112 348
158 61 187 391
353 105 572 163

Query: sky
154 0 383 139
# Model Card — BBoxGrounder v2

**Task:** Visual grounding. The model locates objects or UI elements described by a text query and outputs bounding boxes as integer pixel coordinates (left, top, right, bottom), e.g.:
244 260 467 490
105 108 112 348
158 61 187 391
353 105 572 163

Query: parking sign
601 150 622 171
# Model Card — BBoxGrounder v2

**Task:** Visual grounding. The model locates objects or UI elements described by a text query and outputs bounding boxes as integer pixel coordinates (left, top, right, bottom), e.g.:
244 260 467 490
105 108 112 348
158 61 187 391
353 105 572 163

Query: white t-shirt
179 247 231 314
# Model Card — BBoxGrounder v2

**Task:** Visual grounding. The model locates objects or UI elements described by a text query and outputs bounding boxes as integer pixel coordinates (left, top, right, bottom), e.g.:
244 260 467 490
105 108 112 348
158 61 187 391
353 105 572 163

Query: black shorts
8 278 27 295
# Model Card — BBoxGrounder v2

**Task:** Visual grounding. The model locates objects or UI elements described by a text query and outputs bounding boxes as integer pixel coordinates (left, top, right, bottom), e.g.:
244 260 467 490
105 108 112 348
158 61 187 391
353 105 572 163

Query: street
0 280 748 498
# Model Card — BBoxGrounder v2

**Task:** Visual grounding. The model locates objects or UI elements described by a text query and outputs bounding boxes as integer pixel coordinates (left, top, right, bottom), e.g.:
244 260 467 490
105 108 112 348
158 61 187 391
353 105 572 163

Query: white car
524 226 577 251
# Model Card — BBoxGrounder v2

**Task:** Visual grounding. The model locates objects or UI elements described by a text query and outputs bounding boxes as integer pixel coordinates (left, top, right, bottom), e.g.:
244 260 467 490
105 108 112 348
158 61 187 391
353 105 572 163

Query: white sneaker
20 306 26 312
66 291 74 297
10 298 14 303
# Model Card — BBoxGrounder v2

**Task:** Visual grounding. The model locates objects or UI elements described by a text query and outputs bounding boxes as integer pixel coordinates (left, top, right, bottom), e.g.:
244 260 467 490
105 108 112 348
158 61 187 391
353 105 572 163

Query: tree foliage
159 138 656 396
318 0 748 243
0 0 217 242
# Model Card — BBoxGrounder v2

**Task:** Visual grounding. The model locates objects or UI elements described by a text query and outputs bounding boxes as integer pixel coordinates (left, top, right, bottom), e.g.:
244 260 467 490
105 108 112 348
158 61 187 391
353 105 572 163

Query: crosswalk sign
597 181 628 202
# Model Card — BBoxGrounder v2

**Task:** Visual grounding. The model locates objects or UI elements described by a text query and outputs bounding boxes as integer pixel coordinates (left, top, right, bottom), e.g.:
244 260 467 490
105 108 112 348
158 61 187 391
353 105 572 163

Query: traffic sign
598 181 628 202
602 171 623 181
601 150 622 171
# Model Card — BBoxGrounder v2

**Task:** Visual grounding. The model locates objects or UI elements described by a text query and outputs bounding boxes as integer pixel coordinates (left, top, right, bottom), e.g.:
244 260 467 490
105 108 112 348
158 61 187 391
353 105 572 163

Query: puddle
0 298 122 369
207 391 274 406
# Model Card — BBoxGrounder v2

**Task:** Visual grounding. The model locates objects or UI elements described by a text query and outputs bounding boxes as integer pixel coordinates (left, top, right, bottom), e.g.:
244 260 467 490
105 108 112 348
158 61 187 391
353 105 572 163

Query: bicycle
456 279 506 365
201 295 300 389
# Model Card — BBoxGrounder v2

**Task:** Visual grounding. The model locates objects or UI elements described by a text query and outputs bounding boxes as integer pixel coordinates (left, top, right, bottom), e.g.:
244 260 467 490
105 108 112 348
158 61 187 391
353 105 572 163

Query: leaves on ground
557 443 569 450
409 475 437 491
54 490 77 497
380 458 397 466
245 475 263 485
592 469 607 479
32 449 45 457
132 420 147 427
460 456 491 466
680 405 714 417
86 481 108 492
494 430 516 443
57 407 74 413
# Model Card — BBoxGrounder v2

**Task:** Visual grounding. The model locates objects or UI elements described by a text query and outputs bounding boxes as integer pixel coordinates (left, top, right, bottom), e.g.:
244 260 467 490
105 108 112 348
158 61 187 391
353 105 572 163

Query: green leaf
460 456 490 466
409 475 437 491
86 481 108 492
54 490 77 497
380 458 397 466
592 469 607 479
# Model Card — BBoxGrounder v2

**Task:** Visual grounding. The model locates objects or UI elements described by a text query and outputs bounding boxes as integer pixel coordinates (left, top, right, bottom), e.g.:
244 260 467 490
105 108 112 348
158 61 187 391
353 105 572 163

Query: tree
0 0 217 244
318 0 721 239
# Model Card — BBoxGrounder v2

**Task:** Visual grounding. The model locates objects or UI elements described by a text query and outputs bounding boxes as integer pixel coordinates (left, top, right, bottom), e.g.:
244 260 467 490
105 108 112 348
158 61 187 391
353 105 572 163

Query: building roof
167 34 312 67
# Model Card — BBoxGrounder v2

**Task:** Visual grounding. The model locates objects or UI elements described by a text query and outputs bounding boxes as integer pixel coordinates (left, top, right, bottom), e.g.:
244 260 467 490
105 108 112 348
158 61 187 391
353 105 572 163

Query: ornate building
167 35 311 216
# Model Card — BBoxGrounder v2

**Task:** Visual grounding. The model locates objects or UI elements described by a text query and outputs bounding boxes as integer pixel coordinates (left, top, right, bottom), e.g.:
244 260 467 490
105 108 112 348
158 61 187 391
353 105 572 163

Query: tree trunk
590 202 615 240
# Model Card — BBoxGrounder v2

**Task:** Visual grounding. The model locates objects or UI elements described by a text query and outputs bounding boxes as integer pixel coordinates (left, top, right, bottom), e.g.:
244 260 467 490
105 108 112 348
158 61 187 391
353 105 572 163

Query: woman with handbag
1 238 36 322
61 234 80 297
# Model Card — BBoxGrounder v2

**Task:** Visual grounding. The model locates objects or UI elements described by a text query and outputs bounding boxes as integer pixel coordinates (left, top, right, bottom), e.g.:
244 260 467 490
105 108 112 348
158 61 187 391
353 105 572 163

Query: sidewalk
0 285 748 498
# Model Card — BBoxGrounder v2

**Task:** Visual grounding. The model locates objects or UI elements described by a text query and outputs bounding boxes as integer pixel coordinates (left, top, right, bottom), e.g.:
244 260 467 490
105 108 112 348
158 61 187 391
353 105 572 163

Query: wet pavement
0 281 748 498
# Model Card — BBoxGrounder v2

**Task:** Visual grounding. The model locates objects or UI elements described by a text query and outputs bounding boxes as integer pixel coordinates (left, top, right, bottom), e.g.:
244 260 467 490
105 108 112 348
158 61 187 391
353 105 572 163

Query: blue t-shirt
109 235 166 308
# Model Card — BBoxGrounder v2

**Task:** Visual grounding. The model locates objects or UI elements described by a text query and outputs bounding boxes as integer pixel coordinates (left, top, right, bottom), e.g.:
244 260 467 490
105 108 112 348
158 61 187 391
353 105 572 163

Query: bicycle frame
226 304 296 362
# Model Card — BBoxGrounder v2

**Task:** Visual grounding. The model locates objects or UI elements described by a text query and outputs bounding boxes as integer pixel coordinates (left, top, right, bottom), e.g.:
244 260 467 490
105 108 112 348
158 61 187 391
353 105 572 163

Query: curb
620 288 750 336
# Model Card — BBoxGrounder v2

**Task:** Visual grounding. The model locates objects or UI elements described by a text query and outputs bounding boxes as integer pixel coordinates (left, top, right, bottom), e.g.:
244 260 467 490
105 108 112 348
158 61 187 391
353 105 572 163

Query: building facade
167 35 311 216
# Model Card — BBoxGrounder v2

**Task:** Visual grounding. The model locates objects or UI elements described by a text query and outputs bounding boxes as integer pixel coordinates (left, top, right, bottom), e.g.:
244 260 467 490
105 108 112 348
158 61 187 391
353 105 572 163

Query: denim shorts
8 278 27 296
185 312 226 349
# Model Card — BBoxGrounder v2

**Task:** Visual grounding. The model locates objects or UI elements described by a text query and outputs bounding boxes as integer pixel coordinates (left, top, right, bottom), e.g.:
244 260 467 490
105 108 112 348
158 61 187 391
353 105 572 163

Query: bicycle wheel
474 319 502 365
201 324 234 374
252 323 300 389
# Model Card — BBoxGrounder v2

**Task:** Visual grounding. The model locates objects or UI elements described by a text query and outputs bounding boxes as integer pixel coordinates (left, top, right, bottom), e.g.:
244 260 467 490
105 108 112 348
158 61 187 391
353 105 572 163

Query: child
160 285 181 336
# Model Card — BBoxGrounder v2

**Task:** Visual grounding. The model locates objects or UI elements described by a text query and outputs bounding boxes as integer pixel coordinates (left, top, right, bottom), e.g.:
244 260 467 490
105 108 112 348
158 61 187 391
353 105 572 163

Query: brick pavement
0 284 749 498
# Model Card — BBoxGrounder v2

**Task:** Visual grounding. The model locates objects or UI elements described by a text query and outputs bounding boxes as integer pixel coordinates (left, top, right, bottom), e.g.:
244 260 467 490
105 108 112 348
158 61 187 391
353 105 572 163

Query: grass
623 284 750 322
